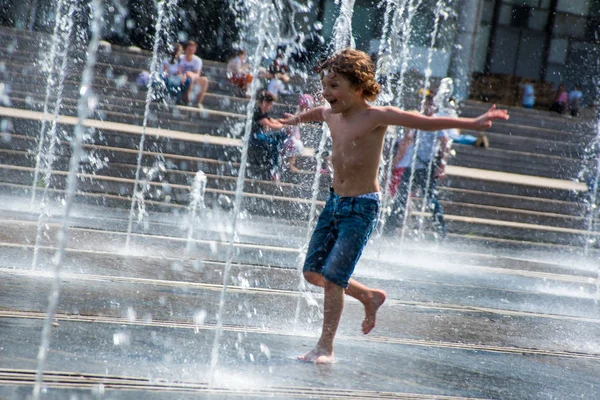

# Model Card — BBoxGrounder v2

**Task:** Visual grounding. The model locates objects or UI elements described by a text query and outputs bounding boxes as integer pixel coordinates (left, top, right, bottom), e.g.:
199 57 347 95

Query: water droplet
194 310 207 325
113 332 130 346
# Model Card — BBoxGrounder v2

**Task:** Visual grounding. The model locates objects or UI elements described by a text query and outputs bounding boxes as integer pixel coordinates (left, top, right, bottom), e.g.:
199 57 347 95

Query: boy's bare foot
362 290 386 334
297 348 335 364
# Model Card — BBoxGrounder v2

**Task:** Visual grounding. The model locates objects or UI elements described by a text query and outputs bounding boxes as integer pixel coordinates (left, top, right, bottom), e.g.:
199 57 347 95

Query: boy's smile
321 72 362 114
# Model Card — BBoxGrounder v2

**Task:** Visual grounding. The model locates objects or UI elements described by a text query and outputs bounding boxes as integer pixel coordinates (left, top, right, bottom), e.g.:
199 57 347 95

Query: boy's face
321 71 361 113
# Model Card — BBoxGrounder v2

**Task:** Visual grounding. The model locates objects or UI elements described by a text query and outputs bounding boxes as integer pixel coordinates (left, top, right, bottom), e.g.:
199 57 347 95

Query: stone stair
0 26 598 253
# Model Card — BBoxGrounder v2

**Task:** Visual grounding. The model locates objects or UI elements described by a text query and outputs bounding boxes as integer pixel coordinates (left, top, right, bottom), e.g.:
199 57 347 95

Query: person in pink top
550 83 568 114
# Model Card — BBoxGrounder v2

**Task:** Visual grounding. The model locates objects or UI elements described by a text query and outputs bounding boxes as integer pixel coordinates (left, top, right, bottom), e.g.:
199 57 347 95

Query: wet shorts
303 189 380 288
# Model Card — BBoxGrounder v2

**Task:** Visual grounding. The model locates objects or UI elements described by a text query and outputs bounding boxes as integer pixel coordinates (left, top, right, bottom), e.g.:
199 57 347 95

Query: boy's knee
303 271 322 285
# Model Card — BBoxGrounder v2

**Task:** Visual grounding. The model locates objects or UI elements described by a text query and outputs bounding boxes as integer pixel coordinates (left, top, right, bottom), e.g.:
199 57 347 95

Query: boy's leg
300 197 383 363
304 272 387 335
298 278 343 364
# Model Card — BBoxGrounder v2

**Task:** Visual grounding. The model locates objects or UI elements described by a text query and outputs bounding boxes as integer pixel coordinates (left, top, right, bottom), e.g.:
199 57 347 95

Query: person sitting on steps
180 40 209 109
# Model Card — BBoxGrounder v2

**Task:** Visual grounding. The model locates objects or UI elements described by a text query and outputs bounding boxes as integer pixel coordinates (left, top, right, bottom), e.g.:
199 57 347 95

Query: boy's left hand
473 105 509 129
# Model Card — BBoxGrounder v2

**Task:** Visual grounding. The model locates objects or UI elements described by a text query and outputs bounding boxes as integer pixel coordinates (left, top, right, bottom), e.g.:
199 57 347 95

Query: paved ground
1 195 600 399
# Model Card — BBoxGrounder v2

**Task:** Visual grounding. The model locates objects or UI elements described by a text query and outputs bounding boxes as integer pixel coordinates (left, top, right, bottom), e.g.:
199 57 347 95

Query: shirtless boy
279 49 509 364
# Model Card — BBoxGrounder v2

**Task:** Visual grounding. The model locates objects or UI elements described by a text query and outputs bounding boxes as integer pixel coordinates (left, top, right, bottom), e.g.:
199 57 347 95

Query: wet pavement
1 199 600 399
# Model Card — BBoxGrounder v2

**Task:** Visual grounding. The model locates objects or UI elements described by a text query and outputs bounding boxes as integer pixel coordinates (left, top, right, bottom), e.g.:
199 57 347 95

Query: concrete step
482 120 592 142
472 131 586 159
439 187 585 217
3 70 297 113
448 145 582 180
443 216 594 247
461 101 595 135
1 61 255 103
440 201 587 230
1 162 596 247
1 107 587 198
0 165 320 220
6 90 587 180
0 140 581 221
442 173 585 202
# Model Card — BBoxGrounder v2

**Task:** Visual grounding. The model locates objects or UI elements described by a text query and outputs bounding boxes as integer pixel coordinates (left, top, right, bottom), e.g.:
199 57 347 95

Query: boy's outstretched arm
378 105 509 131
279 106 327 125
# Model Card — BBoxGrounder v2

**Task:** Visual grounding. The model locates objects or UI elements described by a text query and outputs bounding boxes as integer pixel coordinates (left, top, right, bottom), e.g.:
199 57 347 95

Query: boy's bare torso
324 107 387 197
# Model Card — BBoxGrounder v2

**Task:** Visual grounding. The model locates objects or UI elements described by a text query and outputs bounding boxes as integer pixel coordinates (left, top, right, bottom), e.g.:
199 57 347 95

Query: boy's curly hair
317 49 381 102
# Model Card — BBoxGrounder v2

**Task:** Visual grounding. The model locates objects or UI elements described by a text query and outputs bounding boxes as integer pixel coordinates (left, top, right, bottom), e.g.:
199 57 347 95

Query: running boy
279 49 509 364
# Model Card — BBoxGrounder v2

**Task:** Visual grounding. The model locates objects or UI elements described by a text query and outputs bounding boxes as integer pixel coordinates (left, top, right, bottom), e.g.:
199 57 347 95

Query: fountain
414 0 450 239
185 170 207 255
33 0 103 396
125 0 173 250
0 0 599 399
29 0 66 207
377 0 419 235
207 0 304 384
31 1 76 269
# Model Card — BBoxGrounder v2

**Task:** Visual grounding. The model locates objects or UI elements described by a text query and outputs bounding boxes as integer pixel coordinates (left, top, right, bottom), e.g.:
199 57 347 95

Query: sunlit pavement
1 199 600 399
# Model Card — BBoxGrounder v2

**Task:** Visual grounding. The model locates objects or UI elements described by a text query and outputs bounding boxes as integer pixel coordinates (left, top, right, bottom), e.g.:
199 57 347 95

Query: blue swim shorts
303 189 380 288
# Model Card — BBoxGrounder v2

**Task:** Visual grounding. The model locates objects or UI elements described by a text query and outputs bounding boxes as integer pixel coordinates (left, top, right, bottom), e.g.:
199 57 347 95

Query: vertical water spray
415 0 448 237
589 143 600 299
377 0 418 234
585 120 600 257
32 0 103 397
30 0 65 207
375 0 398 102
185 171 207 256
31 2 76 269
125 0 172 250
332 0 357 50
208 2 274 385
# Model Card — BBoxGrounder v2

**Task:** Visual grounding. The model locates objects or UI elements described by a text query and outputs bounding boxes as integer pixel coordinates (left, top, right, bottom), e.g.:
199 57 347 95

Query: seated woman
161 43 185 100
226 49 253 96
247 91 287 181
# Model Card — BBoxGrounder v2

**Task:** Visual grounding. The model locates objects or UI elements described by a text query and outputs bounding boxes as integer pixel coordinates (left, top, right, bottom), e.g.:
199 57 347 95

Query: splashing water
209 0 285 385
331 0 356 50
394 0 432 244
33 0 103 397
415 2 451 238
125 0 175 250
185 170 207 256
31 1 76 269
377 0 419 235
29 0 65 207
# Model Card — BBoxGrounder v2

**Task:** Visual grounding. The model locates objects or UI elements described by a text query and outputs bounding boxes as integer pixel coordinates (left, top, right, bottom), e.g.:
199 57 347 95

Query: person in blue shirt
521 80 535 109
569 83 583 117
